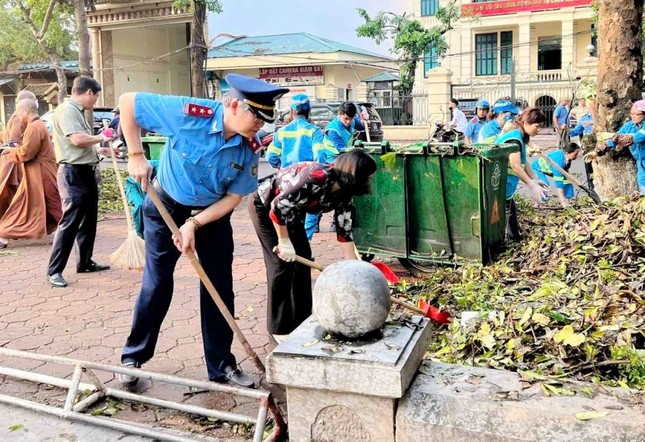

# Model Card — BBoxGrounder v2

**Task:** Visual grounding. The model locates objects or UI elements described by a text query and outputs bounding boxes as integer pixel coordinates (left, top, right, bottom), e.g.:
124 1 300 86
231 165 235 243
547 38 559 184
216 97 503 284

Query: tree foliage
173 0 222 97
1 0 77 69
356 2 459 95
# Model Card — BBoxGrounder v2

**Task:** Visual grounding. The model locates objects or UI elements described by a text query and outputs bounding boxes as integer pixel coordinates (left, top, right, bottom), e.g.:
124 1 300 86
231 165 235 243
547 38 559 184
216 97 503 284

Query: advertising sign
259 65 324 86
462 0 592 17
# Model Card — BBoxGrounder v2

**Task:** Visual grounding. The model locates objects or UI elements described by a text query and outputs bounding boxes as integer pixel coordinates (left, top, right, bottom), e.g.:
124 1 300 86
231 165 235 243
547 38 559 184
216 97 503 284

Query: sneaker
117 361 141 387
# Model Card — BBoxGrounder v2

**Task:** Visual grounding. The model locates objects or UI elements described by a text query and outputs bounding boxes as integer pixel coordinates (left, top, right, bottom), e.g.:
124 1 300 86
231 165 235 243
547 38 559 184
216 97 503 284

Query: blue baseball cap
493 100 519 115
290 94 311 111
475 99 490 109
225 73 290 122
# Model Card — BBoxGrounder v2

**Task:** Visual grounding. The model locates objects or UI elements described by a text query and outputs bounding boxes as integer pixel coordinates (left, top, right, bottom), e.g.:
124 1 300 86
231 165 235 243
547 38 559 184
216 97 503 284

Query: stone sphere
312 260 391 338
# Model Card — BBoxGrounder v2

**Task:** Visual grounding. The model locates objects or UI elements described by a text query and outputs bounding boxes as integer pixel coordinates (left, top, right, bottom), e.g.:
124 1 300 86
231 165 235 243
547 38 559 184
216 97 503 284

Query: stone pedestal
424 67 453 123
266 316 432 442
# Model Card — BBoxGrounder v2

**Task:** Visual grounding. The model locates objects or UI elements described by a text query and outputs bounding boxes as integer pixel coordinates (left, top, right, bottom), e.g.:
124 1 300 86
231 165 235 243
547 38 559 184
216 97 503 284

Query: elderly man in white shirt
448 98 468 133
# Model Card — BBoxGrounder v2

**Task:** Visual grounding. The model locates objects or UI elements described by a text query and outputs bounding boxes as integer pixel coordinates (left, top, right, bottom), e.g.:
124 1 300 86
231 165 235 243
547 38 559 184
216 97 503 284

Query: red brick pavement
0 204 399 417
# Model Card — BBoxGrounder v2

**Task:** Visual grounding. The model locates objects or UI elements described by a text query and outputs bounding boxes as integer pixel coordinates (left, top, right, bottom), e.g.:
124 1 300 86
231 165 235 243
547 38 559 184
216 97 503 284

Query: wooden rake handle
102 121 135 231
293 255 426 316
145 186 287 433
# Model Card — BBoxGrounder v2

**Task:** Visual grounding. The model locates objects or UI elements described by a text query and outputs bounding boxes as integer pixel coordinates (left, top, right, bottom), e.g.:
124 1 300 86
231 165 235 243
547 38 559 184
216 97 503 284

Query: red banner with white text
462 0 593 17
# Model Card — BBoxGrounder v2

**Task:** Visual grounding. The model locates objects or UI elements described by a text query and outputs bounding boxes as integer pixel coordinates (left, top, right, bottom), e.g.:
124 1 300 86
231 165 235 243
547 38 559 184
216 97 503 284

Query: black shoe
214 365 256 389
47 273 67 288
77 260 110 273
117 361 141 387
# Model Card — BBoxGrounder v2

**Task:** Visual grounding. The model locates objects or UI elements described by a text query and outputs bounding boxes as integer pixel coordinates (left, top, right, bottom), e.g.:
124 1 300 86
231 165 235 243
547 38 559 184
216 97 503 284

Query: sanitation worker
464 99 490 144
531 142 581 208
118 73 288 389
477 100 519 144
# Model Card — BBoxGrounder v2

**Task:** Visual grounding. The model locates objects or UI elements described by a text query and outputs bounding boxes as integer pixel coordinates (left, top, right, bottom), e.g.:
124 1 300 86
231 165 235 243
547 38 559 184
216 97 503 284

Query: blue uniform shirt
316 116 365 164
553 104 569 127
497 128 527 199
266 116 323 168
465 117 485 142
531 149 574 198
477 119 502 143
570 113 594 137
608 120 645 195
135 93 259 207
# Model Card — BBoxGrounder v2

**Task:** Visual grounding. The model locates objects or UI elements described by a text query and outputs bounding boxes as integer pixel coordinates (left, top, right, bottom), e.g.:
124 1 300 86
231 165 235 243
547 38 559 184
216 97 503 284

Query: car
40 107 116 135
276 102 384 143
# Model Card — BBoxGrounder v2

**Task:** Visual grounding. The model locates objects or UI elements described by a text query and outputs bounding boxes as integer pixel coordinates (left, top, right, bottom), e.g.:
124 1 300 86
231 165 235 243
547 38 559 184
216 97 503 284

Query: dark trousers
247 194 312 335
505 198 521 241
121 191 236 381
47 164 99 275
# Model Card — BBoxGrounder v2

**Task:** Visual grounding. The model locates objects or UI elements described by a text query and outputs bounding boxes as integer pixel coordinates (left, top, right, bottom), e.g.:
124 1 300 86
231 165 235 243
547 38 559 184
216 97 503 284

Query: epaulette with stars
183 103 214 117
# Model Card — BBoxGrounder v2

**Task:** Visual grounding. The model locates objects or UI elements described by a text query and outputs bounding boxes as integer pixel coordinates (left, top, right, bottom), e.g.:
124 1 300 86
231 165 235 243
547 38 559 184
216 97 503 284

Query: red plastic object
371 261 400 284
418 298 452 324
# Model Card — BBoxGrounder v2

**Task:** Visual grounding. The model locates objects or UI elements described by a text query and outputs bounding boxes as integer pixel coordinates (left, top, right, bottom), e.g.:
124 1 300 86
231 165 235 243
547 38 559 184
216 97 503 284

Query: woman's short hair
333 149 378 196
338 102 358 118
564 142 580 153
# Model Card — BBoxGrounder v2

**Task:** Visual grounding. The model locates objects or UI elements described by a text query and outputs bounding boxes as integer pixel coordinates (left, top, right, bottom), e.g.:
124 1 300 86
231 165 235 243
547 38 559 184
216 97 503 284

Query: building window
423 44 438 77
500 31 513 74
421 0 439 16
475 33 498 76
590 24 598 57
538 36 562 71
475 31 514 76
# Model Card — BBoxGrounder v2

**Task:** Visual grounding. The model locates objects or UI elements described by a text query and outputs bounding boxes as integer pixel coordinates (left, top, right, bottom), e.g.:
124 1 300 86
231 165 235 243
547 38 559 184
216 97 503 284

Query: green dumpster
352 141 519 272
141 135 167 160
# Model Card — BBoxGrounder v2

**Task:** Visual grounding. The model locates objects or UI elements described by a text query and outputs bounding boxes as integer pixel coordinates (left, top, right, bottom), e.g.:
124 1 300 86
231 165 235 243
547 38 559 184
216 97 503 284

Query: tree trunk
594 0 644 199
74 0 91 76
73 0 93 126
52 60 67 104
190 0 207 98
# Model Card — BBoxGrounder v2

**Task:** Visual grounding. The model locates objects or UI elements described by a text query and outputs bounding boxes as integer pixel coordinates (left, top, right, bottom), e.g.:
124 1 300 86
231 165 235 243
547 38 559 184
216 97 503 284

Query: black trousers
47 164 99 275
505 198 521 241
247 194 312 335
121 189 236 381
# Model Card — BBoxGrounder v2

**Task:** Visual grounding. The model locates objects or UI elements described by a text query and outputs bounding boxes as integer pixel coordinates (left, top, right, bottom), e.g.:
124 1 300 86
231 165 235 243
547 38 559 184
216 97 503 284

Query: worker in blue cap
266 94 323 169
465 99 490 144
117 73 288 389
477 100 519 143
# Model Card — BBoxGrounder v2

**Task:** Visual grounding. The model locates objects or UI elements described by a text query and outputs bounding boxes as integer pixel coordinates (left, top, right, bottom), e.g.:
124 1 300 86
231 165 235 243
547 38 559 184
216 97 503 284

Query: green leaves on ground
98 167 130 214
397 195 645 389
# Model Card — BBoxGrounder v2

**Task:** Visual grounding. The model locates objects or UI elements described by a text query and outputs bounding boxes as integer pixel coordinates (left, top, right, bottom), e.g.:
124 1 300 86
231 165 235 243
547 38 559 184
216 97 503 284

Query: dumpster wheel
398 258 435 276
360 253 375 262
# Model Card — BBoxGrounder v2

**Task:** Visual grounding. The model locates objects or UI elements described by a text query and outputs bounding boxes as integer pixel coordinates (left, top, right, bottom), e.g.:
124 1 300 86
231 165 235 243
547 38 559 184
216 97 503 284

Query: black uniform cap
225 73 289 123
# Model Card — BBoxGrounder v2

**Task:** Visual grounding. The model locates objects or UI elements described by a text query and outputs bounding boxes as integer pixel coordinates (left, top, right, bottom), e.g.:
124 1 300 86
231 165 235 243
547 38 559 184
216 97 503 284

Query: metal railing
371 94 432 126
0 347 276 442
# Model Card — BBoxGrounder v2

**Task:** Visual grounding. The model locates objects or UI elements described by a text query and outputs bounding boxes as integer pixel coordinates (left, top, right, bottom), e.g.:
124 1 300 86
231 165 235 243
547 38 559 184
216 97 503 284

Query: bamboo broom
106 135 146 271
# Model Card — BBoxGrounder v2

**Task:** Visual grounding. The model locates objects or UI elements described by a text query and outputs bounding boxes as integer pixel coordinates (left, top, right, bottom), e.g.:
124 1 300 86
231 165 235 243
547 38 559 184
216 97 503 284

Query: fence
372 94 433 127
451 78 580 127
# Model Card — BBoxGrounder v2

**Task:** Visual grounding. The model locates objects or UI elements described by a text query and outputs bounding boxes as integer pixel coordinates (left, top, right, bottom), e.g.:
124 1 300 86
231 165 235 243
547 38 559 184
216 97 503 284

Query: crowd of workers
1 72 644 390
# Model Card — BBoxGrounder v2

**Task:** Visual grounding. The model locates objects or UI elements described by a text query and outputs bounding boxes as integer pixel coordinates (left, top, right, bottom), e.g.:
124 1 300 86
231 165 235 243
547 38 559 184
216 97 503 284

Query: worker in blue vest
600 100 645 195
464 99 490 143
117 73 288 389
477 100 519 143
308 102 365 240
496 107 548 240
531 142 580 208
265 94 323 169
314 102 365 164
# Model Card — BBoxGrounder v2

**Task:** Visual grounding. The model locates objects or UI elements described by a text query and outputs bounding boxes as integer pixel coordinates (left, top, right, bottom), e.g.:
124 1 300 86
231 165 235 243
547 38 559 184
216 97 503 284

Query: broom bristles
110 229 146 271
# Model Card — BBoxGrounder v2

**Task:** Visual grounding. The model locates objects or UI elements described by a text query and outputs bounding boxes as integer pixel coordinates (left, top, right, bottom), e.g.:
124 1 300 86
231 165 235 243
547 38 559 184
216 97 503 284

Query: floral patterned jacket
257 162 354 242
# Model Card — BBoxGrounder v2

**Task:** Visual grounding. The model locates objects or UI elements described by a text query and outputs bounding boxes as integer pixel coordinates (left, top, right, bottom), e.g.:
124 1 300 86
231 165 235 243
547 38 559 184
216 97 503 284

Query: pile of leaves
400 196 645 389
98 167 129 214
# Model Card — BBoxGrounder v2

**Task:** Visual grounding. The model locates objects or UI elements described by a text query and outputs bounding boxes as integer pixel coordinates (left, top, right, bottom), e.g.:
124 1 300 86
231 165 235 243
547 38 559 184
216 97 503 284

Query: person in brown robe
0 90 38 222
0 98 62 247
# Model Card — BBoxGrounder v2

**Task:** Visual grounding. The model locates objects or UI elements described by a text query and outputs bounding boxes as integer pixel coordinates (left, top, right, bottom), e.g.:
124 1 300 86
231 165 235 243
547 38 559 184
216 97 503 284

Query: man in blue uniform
477 100 519 143
553 98 571 147
265 94 323 169
118 74 288 388
464 99 490 144
315 102 365 164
